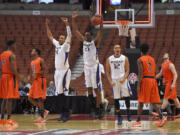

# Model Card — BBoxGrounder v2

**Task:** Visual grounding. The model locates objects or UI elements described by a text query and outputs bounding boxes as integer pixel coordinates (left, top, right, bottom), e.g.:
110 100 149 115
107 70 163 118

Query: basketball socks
39 110 44 118
161 108 166 113
7 115 11 120
116 110 122 125
137 116 141 122
127 109 132 121
1 114 4 119
88 94 94 109
159 109 166 120
88 94 96 117
159 113 163 119
161 108 166 116
127 109 130 115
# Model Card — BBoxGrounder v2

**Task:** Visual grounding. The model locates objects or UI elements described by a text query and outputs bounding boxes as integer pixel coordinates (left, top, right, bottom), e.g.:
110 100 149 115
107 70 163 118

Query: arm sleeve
64 26 71 44
52 39 59 48
63 26 71 52
126 36 130 49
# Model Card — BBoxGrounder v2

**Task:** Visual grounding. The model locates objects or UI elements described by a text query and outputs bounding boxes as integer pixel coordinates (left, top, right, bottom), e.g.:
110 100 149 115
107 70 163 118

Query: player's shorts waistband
35 77 46 80
143 76 154 78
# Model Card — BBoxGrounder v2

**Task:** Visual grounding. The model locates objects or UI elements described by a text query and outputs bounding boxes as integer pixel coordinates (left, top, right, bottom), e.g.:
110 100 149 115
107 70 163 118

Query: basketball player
0 40 21 125
152 53 180 118
132 44 167 127
72 11 104 118
28 48 48 123
106 44 131 125
46 17 71 122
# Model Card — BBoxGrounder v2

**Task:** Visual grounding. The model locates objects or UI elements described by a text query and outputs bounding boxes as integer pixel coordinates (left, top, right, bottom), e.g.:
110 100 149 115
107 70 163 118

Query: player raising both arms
152 53 180 118
132 44 167 127
46 17 71 122
0 40 22 125
72 11 104 119
28 48 48 123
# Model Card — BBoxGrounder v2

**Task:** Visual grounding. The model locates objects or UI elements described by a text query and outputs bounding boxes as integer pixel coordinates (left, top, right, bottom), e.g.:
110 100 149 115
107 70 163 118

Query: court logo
128 73 138 85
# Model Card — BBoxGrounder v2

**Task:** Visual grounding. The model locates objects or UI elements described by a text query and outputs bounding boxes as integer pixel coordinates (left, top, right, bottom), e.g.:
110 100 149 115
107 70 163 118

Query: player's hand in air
61 17 69 26
95 14 103 23
72 11 78 18
45 18 50 26
110 81 116 87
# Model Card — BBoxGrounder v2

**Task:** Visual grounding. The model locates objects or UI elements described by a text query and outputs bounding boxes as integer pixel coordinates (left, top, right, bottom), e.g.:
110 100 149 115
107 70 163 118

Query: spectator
23 76 31 95
46 81 55 96
68 88 77 96
19 81 26 96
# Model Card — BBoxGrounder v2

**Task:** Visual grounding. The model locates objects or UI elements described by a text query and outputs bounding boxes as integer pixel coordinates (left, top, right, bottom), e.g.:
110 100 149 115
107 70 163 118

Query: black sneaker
62 112 70 123
89 111 95 118
98 108 105 119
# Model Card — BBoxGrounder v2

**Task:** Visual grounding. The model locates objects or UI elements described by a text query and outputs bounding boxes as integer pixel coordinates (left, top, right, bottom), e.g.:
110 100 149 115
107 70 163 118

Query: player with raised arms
46 17 72 122
72 11 104 119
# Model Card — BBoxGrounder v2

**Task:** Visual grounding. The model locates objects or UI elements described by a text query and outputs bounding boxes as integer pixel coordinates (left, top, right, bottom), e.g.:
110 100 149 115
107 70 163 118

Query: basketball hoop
116 20 131 36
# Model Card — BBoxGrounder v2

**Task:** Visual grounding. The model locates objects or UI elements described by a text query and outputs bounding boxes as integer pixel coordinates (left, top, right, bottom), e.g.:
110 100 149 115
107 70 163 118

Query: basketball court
0 114 180 135
0 0 180 134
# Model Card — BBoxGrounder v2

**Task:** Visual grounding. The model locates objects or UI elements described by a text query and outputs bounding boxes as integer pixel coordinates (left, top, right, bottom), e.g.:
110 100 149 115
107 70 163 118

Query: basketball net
116 20 131 36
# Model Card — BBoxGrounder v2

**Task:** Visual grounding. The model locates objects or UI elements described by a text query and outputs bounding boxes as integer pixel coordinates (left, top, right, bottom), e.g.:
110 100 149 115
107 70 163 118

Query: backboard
96 0 155 28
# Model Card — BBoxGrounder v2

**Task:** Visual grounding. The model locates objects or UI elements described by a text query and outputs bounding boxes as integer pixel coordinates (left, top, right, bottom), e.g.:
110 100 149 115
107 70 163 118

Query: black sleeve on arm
126 36 130 49
135 36 140 48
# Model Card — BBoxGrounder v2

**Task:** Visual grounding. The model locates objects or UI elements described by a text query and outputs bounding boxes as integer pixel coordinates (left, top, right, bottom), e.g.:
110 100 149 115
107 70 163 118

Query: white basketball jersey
53 39 70 70
109 54 126 80
83 40 98 67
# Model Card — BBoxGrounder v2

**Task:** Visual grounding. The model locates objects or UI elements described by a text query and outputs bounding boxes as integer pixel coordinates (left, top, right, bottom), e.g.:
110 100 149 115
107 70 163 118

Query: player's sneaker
89 109 96 118
0 118 6 125
34 117 46 123
58 113 63 121
132 121 141 127
152 112 159 117
44 110 49 119
158 116 167 127
62 112 70 123
6 118 18 126
174 114 180 119
117 116 123 125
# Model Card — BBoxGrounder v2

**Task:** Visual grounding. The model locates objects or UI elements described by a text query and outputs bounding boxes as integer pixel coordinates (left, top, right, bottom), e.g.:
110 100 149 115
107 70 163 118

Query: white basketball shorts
54 68 71 95
84 64 100 89
112 79 130 99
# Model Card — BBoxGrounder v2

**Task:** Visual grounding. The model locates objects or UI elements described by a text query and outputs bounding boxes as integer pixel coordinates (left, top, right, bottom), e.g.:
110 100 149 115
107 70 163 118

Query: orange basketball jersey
161 61 173 83
139 55 156 77
0 50 17 74
31 57 45 79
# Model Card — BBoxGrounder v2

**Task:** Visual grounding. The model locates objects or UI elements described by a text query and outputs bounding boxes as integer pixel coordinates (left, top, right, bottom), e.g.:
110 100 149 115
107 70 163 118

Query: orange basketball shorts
138 78 161 104
29 77 46 99
0 74 19 99
164 81 177 99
